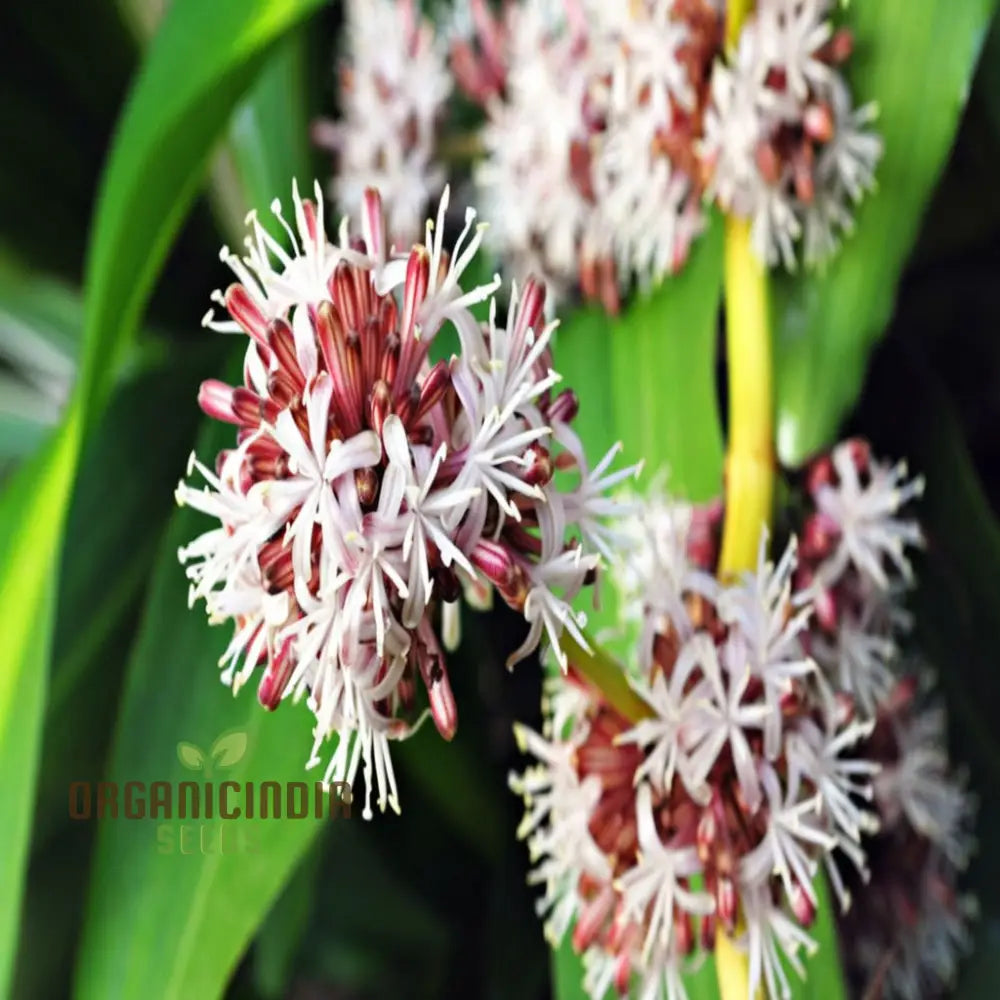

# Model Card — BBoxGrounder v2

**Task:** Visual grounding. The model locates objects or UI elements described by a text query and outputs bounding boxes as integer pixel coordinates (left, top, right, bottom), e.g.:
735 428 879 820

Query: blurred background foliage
1 1 999 998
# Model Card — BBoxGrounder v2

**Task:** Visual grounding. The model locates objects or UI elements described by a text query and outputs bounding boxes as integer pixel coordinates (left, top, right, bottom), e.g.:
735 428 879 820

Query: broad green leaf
0 0 328 992
75 0 326 425
73 416 329 1000
117 0 316 243
210 27 316 243
558 212 725 503
252 833 325 998
773 0 997 464
609 216 725 504
0 413 81 998
30 343 225 852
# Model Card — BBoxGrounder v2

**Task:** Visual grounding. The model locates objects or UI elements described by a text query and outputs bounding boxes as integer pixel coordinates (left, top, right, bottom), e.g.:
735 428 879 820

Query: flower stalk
714 0 771 994
718 214 774 581
724 0 754 51
560 632 653 724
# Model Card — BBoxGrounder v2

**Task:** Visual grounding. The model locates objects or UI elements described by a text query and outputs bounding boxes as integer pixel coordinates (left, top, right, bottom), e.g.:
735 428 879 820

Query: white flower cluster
178 182 634 818
446 0 880 299
584 0 719 285
842 677 979 999
787 438 978 998
454 0 723 308
510 494 879 1000
314 0 451 247
798 438 925 716
319 0 882 298
703 0 883 269
470 0 610 303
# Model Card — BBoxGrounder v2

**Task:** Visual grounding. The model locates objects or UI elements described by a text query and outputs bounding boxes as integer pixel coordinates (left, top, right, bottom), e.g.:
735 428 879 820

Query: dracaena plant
0 1 994 999
171 3 978 998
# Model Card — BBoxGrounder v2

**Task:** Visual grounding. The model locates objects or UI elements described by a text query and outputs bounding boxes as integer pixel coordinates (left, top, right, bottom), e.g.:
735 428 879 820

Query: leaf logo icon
210 731 248 770
176 732 247 778
177 742 207 771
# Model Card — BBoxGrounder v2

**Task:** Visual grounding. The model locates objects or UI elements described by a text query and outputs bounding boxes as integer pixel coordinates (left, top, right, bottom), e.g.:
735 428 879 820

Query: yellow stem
714 218 772 998
725 0 754 51
714 218 771 992
716 3 770 989
559 632 653 724
715 924 755 1000
717 215 774 581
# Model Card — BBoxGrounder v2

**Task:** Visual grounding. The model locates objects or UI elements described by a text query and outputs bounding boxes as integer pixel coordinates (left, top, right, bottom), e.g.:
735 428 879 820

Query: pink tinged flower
702 0 882 271
314 0 451 247
717 533 816 760
616 784 714 966
381 415 478 627
680 633 771 811
876 702 976 869
178 183 625 815
811 600 898 718
307 651 405 820
742 881 818 1000
790 705 880 844
813 441 925 591
203 182 342 337
757 0 833 101
556 432 644 566
739 763 837 913
613 488 722 654
507 494 597 671
617 634 706 791
509 722 611 944
837 676 978 998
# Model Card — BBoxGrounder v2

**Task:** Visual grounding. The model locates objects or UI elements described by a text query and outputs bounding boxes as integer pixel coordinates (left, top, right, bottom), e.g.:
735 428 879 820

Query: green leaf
547 220 725 999
75 0 326 425
252 833 324 998
0 413 82 999
559 212 725 502
794 875 849 1000
72 416 328 1000
0 0 328 993
773 0 997 464
31 342 225 852
210 27 316 243
554 213 724 661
